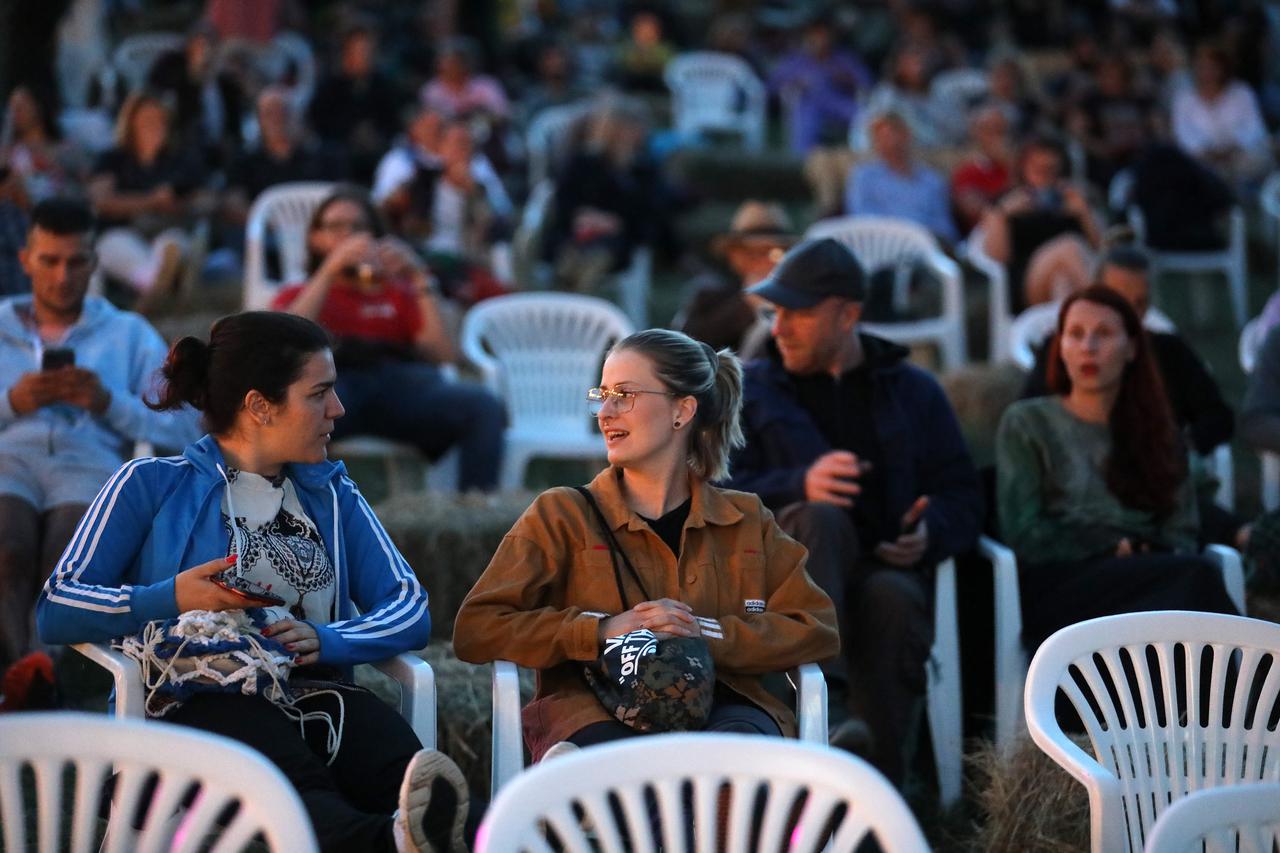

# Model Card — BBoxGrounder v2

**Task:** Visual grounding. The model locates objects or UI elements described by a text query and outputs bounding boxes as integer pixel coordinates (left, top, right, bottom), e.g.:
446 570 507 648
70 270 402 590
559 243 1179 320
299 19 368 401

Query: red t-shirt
272 279 424 345
951 157 1012 229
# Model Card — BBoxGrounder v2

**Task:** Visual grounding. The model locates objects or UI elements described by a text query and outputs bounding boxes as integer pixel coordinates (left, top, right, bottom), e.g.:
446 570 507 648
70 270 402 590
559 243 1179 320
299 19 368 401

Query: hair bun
155 336 212 411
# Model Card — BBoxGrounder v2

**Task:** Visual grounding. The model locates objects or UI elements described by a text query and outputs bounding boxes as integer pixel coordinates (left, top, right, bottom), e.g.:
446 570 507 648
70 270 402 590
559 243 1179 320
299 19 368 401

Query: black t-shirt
641 497 692 558
227 142 346 201
90 146 206 228
793 365 892 545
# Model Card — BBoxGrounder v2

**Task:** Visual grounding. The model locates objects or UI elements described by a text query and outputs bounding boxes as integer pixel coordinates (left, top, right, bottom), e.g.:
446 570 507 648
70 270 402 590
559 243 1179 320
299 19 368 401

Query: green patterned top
996 397 1198 565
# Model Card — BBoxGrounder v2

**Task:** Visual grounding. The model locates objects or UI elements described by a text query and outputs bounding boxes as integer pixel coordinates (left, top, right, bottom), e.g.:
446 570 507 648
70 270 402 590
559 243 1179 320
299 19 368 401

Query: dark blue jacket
726 334 982 565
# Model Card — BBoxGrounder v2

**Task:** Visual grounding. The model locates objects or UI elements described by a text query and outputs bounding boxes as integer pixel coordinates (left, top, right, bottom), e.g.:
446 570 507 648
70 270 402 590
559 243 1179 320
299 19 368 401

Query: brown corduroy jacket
452 467 840 759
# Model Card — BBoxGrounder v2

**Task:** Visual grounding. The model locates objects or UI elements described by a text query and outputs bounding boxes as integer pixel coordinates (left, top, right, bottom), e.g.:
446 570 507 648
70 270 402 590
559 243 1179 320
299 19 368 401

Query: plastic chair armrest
789 663 828 744
1203 544 1247 616
491 660 524 799
70 642 145 718
371 653 436 749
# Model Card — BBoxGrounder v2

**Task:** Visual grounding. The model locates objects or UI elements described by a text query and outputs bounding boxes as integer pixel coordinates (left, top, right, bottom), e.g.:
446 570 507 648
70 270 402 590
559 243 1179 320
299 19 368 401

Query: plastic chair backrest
930 68 990 110
1009 302 1177 371
804 215 939 272
1025 611 1280 853
111 33 184 93
0 711 318 853
1143 783 1280 853
243 181 334 310
476 733 929 853
664 52 766 148
526 102 590 186
1240 315 1269 375
460 293 633 437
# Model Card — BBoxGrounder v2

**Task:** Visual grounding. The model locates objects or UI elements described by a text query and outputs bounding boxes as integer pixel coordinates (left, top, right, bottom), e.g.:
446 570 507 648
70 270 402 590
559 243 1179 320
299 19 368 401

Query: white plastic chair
1112 171 1249 329
242 181 334 311
98 32 184 105
994 545 1246 753
1007 302 1232 509
71 642 438 748
1143 782 1280 853
664 52 767 152
1240 315 1280 511
963 226 1014 362
525 102 590 187
1025 611 1280 853
805 216 968 371
0 711 318 853
489 662 828 800
929 68 989 142
460 292 634 490
476 733 930 853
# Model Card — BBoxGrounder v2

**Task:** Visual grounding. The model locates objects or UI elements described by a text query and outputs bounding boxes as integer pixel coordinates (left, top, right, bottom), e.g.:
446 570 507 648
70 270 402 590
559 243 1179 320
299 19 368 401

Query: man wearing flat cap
674 201 796 361
726 237 980 788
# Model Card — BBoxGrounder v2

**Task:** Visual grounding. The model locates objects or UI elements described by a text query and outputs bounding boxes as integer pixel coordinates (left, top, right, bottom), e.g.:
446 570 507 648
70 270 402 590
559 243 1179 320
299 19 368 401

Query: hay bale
941 362 1026 468
966 736 1091 852
377 490 537 639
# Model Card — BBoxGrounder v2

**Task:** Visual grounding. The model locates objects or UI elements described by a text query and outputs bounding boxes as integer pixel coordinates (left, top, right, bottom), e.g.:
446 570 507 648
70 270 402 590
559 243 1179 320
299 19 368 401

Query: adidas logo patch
744 599 765 613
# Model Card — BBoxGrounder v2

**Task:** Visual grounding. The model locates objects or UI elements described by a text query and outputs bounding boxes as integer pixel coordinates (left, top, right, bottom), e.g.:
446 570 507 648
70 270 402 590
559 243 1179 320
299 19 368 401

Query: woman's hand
322 233 376 276
174 556 252 613
262 619 321 666
376 236 427 280
598 599 699 642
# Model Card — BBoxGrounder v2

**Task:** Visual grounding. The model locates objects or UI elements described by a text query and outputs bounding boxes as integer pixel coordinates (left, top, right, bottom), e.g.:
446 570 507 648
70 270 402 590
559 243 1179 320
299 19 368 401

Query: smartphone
41 347 75 371
211 572 287 607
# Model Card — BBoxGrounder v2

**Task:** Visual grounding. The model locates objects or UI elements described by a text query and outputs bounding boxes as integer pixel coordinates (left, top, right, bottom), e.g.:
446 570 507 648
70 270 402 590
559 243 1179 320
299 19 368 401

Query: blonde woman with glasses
454 328 838 760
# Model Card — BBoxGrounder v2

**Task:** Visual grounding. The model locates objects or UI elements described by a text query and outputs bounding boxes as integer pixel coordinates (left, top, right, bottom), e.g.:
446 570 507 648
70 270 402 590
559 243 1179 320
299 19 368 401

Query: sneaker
539 741 579 763
394 748 469 853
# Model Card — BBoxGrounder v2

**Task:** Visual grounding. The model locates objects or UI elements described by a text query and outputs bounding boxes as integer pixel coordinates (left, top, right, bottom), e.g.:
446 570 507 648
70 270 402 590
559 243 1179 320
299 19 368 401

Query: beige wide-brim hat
711 201 798 255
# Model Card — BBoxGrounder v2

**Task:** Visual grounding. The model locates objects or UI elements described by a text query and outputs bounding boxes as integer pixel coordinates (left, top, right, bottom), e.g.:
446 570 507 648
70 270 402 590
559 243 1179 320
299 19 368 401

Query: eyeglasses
316 218 371 234
586 386 674 415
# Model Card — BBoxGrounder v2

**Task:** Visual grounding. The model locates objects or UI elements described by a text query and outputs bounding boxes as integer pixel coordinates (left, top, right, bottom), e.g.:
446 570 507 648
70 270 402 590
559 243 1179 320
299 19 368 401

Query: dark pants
568 701 780 747
0 497 86 672
167 689 422 853
1020 552 1241 653
334 362 507 492
777 502 932 788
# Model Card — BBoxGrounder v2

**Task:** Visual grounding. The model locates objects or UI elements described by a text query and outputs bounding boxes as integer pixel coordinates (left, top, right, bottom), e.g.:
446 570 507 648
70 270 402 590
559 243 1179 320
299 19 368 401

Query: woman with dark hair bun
996 285 1239 650
38 312 468 853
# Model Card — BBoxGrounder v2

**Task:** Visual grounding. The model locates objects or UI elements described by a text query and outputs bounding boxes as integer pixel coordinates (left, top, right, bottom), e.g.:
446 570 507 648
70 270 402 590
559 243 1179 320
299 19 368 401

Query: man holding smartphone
725 238 981 789
0 198 198 704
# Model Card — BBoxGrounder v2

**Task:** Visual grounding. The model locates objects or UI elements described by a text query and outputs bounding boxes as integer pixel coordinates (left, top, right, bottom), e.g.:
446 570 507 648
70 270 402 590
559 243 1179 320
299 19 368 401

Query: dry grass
965 735 1091 852
377 490 537 640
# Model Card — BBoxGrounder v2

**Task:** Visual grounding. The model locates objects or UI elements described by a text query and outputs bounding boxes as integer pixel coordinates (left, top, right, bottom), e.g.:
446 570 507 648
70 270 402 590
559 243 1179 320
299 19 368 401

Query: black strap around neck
576 486 651 610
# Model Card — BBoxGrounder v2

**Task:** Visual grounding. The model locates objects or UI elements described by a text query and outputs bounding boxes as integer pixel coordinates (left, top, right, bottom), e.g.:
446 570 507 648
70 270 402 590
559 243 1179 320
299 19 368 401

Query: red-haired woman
996 285 1238 650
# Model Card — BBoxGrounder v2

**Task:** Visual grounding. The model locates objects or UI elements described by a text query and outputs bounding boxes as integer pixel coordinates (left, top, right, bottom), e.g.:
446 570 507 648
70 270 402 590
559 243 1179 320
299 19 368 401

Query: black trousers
567 700 781 747
777 502 933 788
1020 552 1242 653
167 688 422 853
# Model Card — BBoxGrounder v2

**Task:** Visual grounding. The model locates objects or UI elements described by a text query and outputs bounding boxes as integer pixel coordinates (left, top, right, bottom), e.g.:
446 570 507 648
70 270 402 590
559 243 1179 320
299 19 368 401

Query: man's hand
7 371 63 415
54 368 111 414
804 450 865 507
262 619 321 666
874 498 932 568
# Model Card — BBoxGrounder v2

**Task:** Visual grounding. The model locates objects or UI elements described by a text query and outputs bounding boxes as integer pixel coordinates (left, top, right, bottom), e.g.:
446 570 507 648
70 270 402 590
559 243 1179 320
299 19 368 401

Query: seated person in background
845 110 958 244
419 38 511 172
309 21 402 183
1066 53 1157 189
223 86 347 225
996 285 1239 652
1241 323 1280 456
1171 42 1272 189
1022 247 1243 548
454 329 839 759
36 312 469 853
0 198 197 693
374 113 513 302
674 200 796 360
607 10 675 94
145 22 247 171
273 186 505 492
543 99 664 293
88 93 211 311
1129 141 1235 252
726 239 981 788
979 134 1102 312
518 40 586 127
769 11 873 155
2 85 88 204
950 105 1014 236
852 46 948 152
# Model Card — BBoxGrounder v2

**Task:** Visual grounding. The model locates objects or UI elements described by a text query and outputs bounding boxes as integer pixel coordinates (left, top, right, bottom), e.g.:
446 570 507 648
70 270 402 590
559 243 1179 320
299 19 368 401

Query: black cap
746 237 866 309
